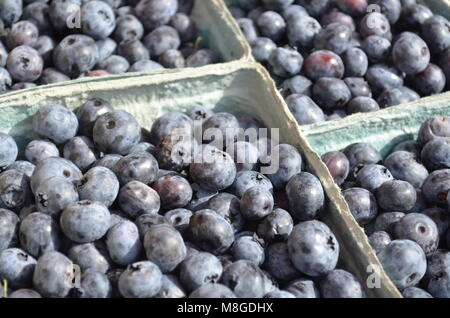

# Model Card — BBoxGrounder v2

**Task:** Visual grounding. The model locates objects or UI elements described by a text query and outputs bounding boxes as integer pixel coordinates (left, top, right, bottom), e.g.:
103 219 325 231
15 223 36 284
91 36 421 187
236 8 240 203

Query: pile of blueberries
229 0 450 123
0 0 219 92
0 99 365 298
322 116 450 298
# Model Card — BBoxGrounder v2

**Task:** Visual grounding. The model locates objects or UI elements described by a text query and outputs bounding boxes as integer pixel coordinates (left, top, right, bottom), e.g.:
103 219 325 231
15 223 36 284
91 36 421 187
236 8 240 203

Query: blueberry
63 136 98 171
76 98 113 138
384 151 428 188
68 243 110 274
189 209 234 255
402 287 433 298
185 184 218 212
93 110 141 155
303 50 344 81
0 169 31 211
376 180 417 212
186 49 219 67
251 37 277 62
153 175 192 210
417 116 450 146
33 251 75 298
0 0 23 26
421 139 450 170
424 250 450 284
150 111 193 146
0 133 17 172
114 151 159 185
263 242 299 282
296 0 330 17
286 172 324 221
343 187 378 225
8 289 41 298
422 169 450 205
129 142 156 156
143 224 186 273
33 104 78 144
359 12 391 39
394 213 439 255
320 9 355 31
49 0 81 33
221 260 266 298
6 21 39 49
262 0 294 11
22 2 52 34
369 0 401 24
158 49 185 68
156 131 198 172
392 32 430 75
144 25 180 57
179 251 223 291
190 147 237 192
114 14 144 43
189 283 236 298
118 261 163 298
401 4 433 29
369 231 392 254
287 220 339 276
0 248 36 289
34 35 55 66
356 164 393 192
346 96 380 114
106 220 143 266
6 161 35 179
373 212 406 235
378 239 426 289
225 141 259 172
256 11 286 43
280 75 312 97
135 0 177 29
0 67 12 93
0 208 19 252
237 18 259 44
38 67 70 84
169 12 195 42
285 94 325 125
341 48 368 78
337 0 368 16
313 77 352 110
185 105 213 123
135 213 169 239
94 154 123 170
421 15 450 54
206 193 244 233
164 208 192 235
287 16 321 50
407 64 446 96
285 278 320 298
257 208 293 243
155 274 186 298
78 269 112 298
392 140 421 158
34 176 78 218
98 55 130 74
6 45 43 82
231 235 265 266
118 39 150 64
361 35 391 63
268 47 303 78
322 151 350 185
263 144 302 190
118 181 160 218
422 207 450 237
239 186 274 221
80 1 116 40
366 64 404 95
60 201 110 243
314 23 353 55
53 34 99 77
320 269 363 298
344 142 382 172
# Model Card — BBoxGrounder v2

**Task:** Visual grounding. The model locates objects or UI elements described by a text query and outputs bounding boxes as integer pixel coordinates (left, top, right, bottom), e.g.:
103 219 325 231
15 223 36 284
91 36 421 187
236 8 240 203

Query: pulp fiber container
0 60 400 298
